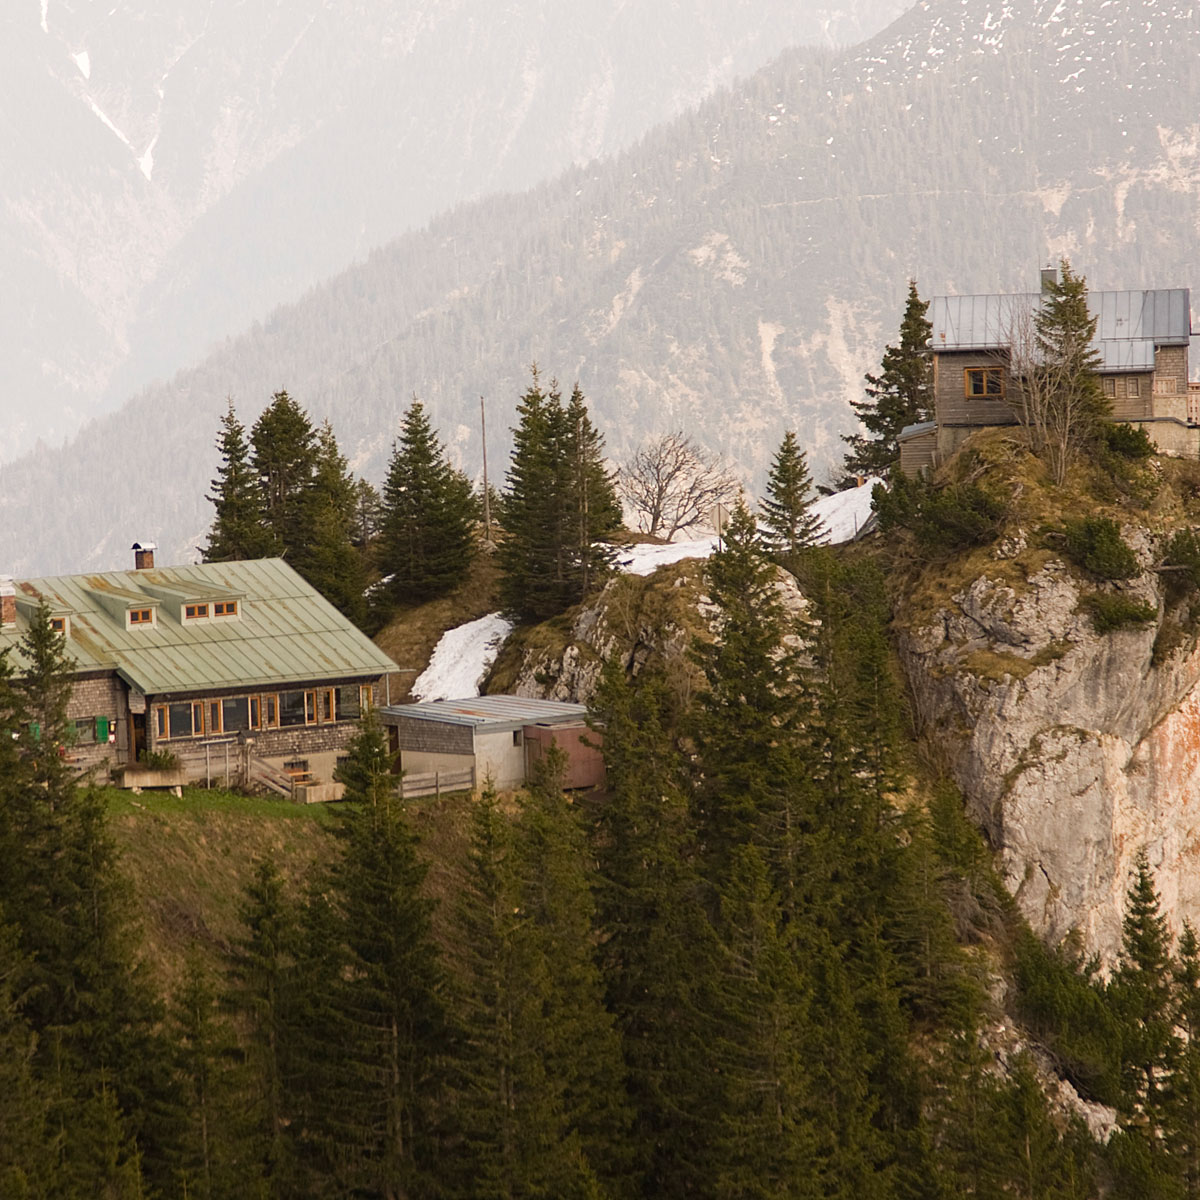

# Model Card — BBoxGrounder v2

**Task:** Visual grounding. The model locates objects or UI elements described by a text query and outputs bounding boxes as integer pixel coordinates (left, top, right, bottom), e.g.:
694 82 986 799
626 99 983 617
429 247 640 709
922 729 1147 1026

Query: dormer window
50 616 68 635
185 603 209 620
214 600 239 618
128 608 154 627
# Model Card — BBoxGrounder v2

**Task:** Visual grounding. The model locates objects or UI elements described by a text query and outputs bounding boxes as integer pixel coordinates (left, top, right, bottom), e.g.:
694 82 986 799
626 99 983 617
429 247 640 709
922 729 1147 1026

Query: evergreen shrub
873 474 1004 554
1164 528 1200 593
1101 422 1155 460
1061 517 1139 580
1079 592 1156 634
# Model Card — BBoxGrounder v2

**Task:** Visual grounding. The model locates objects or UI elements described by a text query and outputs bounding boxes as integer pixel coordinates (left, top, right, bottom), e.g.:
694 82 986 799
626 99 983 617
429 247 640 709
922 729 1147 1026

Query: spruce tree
227 858 294 1195
841 280 933 482
500 370 619 622
320 712 447 1196
250 390 317 559
706 845 819 1200
563 383 622 600
1170 924 1200 1197
205 400 274 562
1109 852 1180 1177
759 431 823 558
292 420 368 625
588 660 720 1197
515 748 631 1193
690 501 814 884
379 399 479 606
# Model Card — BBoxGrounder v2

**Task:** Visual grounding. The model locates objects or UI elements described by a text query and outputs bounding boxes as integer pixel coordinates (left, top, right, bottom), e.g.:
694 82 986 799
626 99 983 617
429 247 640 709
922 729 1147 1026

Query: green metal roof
0 558 396 697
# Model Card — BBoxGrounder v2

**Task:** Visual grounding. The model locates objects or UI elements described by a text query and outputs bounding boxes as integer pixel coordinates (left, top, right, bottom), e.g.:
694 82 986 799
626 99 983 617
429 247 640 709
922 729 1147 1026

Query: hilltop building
378 695 605 793
0 547 397 796
899 270 1197 474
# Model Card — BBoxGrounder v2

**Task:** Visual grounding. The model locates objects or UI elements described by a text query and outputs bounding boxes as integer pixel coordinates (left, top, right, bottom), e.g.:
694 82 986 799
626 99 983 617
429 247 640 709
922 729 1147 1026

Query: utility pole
480 396 493 547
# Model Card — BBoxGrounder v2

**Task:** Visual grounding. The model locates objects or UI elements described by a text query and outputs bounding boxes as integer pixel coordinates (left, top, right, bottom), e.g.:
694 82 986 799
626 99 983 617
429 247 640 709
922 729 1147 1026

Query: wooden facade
906 283 1199 473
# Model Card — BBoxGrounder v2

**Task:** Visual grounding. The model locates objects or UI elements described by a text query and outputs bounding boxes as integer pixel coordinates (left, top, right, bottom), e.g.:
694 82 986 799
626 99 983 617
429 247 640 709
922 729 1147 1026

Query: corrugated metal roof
0 558 396 695
380 695 589 732
930 288 1192 364
898 421 937 440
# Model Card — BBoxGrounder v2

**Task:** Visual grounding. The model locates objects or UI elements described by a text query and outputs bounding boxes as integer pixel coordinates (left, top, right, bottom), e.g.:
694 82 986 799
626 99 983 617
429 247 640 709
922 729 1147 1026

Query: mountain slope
1 0 906 462
5 0 1200 575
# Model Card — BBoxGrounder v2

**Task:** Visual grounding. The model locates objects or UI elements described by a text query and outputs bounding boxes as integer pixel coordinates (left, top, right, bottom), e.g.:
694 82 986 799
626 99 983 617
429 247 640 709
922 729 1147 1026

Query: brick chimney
0 576 15 628
132 541 157 570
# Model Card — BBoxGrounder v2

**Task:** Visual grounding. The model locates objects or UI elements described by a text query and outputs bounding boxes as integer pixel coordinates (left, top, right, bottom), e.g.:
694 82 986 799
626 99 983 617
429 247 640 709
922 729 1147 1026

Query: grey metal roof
898 421 937 440
380 695 589 733
929 288 1192 366
0 558 396 696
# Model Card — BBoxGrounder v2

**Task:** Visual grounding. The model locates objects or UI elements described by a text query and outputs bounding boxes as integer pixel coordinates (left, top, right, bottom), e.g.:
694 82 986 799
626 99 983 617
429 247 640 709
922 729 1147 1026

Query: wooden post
224 743 230 788
205 744 211 788
435 771 441 800
480 396 493 546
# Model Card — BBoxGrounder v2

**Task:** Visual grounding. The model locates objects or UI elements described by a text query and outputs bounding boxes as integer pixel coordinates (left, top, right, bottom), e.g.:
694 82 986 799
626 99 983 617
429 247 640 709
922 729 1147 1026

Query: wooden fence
398 767 476 799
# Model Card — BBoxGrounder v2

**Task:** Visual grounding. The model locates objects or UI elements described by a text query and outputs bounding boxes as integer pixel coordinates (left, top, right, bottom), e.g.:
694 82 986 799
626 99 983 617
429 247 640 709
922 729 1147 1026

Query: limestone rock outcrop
898 527 1200 960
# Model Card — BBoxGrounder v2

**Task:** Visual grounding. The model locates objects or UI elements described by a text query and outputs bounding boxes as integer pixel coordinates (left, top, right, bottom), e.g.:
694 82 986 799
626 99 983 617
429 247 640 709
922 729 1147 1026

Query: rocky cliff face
897 523 1200 961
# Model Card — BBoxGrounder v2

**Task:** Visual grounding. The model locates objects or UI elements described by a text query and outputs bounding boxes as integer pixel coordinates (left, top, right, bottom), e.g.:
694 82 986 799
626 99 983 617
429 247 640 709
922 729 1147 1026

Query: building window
1129 377 1141 397
74 717 95 744
262 694 279 728
129 608 154 626
156 701 204 739
512 730 523 747
223 697 251 733
360 684 373 712
208 702 222 734
337 684 361 720
279 690 307 728
1102 377 1116 397
964 367 1004 398
304 690 320 724
50 616 68 634
1155 377 1178 396
185 603 209 620
214 600 239 618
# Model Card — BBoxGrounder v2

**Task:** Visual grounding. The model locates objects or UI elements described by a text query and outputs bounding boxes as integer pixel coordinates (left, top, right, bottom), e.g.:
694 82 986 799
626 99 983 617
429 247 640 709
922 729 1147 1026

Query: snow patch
810 477 880 544
138 134 158 182
71 50 90 79
40 0 48 33
614 479 882 577
412 612 514 703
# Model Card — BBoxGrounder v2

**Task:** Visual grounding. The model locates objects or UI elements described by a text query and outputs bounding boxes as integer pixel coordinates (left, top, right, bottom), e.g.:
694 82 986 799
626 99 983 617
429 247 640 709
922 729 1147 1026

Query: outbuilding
378 695 604 793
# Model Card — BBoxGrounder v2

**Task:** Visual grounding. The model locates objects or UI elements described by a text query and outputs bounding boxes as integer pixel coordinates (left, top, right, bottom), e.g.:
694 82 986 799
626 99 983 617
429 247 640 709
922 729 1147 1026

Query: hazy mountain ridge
2 0 907 462
6 0 1200 575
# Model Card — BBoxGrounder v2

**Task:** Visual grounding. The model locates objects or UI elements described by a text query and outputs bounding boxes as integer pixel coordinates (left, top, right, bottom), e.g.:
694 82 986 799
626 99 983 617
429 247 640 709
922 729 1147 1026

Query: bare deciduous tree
619 432 739 540
1006 261 1107 486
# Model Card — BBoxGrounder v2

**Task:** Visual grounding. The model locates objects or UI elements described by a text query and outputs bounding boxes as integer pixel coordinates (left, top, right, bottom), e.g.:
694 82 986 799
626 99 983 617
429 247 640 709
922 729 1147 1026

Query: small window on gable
50 616 68 635
129 608 154 627
185 603 209 620
1102 377 1116 397
214 600 239 618
964 367 1005 398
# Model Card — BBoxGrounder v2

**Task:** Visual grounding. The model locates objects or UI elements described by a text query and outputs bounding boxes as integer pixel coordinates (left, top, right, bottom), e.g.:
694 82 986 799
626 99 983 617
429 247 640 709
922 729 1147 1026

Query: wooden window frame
964 367 1005 399
360 684 373 712
1129 377 1141 397
213 600 239 618
304 690 319 725
262 694 280 728
128 607 154 626
208 701 223 735
184 603 209 620
322 688 335 724
1102 377 1116 397
1155 377 1178 396
50 616 67 634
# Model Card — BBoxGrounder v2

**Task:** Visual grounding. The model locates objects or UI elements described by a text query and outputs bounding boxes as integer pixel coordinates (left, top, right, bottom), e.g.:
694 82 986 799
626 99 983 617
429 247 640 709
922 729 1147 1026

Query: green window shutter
96 716 109 742
29 722 40 743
